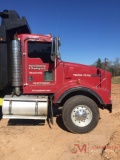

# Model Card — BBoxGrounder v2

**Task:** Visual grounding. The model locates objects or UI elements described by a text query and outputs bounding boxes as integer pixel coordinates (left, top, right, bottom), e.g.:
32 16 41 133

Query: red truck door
23 40 56 93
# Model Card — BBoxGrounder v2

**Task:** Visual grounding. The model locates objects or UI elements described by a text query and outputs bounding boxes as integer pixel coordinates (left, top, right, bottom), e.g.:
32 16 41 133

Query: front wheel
62 95 99 134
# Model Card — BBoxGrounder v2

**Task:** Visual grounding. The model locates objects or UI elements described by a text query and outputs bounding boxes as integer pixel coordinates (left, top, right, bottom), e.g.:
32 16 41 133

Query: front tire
62 95 99 133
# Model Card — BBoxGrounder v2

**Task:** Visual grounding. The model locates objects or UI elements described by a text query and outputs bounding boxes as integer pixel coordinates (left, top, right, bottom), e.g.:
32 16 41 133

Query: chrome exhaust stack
11 38 22 95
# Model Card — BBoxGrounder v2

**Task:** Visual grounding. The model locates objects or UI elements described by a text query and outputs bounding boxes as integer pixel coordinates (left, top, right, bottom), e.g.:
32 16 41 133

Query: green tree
95 58 102 68
113 57 120 76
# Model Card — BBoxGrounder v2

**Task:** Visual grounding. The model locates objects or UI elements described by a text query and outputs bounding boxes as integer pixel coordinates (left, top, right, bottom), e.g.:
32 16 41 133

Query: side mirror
58 37 61 47
51 53 55 61
51 37 61 61
105 58 108 67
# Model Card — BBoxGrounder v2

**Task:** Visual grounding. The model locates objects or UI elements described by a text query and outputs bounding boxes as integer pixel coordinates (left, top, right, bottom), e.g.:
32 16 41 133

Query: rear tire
62 95 99 134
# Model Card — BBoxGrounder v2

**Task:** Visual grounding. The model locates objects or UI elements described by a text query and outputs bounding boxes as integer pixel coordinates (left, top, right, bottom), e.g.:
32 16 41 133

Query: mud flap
50 96 53 125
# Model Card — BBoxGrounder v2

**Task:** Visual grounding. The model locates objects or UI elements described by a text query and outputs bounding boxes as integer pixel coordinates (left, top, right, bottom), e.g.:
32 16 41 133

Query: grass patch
112 76 120 84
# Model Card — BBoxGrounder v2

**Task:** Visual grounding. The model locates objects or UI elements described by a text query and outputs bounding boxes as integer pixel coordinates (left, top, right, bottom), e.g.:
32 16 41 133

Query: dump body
0 10 31 89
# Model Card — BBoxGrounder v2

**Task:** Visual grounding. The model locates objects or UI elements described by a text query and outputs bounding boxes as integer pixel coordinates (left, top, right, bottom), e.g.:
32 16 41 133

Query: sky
0 0 120 65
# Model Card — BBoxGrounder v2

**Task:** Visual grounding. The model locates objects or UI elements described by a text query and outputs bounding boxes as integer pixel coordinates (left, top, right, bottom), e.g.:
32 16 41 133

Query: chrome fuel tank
2 95 48 119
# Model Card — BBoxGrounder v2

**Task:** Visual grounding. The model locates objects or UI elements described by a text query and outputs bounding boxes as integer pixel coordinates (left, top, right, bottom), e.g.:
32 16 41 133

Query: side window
28 41 53 63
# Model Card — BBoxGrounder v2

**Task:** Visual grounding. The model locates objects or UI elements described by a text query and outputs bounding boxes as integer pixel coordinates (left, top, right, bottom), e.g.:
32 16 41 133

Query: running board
3 115 47 120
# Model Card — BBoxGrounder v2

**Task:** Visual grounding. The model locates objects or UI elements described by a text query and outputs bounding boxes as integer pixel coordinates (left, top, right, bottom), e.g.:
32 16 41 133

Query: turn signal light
77 79 80 84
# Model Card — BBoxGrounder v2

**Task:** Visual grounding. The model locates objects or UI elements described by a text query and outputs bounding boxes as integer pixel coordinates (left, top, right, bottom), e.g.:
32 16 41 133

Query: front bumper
104 100 112 113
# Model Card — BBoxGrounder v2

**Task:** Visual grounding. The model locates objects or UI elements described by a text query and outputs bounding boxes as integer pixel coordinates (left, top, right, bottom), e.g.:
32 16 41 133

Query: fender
54 87 104 104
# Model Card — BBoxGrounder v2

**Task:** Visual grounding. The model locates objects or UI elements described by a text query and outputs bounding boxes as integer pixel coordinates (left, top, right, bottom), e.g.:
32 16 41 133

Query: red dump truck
0 10 112 133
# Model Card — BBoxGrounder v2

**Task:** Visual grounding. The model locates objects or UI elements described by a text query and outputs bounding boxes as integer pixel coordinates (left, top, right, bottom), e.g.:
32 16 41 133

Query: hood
63 61 111 90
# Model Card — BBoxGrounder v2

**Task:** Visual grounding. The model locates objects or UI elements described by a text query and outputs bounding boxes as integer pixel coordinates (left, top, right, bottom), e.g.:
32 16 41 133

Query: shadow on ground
8 119 45 126
0 106 69 132
56 115 70 133
54 107 70 132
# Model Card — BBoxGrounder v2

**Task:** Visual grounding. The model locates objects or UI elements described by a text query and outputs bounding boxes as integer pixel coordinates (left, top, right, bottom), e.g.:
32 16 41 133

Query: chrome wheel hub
75 109 87 121
71 105 92 127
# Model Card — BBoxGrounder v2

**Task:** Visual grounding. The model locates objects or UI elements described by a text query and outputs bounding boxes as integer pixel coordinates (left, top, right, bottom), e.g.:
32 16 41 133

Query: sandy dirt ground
0 84 120 160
